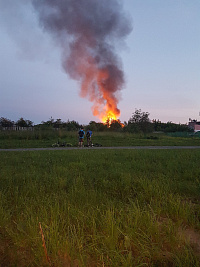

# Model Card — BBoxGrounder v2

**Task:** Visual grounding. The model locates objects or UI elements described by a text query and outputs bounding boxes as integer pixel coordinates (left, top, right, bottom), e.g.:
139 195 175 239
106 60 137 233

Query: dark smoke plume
32 0 132 121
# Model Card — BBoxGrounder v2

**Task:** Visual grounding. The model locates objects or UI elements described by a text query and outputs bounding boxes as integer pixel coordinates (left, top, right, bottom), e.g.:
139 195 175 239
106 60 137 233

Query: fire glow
80 64 121 123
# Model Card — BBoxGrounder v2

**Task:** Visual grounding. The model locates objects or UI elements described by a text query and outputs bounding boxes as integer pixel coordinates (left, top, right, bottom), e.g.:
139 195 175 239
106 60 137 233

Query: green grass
0 130 200 148
0 149 200 266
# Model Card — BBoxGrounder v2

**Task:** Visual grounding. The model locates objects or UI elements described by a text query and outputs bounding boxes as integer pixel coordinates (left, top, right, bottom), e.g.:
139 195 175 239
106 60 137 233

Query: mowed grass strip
0 149 200 266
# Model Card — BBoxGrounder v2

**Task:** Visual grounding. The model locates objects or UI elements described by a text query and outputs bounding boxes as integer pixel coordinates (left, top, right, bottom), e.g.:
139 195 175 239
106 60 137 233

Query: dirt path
1 146 200 152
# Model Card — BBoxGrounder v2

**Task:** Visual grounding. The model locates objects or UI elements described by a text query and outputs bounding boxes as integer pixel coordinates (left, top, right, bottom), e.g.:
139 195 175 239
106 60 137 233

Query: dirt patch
179 227 200 258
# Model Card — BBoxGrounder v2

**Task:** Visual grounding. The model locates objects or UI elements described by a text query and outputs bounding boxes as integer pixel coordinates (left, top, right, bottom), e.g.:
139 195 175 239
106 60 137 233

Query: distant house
188 120 200 132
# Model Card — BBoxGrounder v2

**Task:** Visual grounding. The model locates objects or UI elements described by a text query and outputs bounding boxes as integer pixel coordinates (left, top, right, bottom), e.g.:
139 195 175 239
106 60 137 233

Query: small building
188 120 200 132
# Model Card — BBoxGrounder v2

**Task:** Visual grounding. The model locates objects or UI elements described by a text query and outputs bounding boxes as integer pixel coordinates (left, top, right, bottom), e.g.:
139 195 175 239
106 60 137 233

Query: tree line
0 109 192 133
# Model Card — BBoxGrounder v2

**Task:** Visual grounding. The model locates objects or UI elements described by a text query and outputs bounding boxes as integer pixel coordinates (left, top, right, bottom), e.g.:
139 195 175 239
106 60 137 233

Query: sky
0 0 199 125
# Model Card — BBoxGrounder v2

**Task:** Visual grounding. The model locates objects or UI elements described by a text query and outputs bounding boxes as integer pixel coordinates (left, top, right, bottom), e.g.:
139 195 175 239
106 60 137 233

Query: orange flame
78 60 121 123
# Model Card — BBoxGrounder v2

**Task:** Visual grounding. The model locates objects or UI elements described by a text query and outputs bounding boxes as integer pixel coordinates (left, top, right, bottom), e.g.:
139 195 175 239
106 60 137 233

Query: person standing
86 129 92 147
78 127 85 147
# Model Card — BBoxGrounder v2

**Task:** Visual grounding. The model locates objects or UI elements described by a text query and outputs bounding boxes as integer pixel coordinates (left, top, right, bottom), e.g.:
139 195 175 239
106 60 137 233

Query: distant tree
123 121 128 127
163 121 192 133
53 118 63 128
88 121 98 131
25 120 34 127
40 117 55 128
152 119 162 131
109 119 123 131
152 119 192 133
16 117 33 127
98 122 108 131
37 118 81 130
88 121 107 131
0 117 14 127
129 109 150 124
127 109 153 133
65 120 81 131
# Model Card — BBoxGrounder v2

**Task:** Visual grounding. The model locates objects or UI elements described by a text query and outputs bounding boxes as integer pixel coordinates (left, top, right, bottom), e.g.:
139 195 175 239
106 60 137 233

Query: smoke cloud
32 0 132 121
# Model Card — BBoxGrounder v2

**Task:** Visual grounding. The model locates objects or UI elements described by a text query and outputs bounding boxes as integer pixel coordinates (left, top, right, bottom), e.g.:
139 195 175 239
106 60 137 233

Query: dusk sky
0 0 199 125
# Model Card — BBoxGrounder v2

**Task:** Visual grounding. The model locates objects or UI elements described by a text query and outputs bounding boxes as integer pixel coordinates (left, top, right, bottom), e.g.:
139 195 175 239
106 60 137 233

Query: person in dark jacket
78 127 85 147
86 129 92 146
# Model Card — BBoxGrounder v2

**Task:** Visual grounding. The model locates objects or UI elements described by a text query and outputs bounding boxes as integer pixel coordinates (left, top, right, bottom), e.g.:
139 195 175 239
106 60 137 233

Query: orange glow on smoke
78 58 121 123
71 43 121 124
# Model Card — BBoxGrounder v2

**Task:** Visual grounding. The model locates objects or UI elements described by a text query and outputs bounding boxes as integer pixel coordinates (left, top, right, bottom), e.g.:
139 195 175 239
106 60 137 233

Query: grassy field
0 149 200 266
0 130 200 148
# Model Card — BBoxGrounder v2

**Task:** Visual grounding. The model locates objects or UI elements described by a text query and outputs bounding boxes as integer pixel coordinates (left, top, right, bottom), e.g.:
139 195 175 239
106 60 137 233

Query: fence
0 126 34 131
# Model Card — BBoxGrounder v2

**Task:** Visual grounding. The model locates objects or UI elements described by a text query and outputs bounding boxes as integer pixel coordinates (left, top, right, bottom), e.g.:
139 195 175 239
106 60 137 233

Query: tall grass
0 149 200 266
0 130 200 148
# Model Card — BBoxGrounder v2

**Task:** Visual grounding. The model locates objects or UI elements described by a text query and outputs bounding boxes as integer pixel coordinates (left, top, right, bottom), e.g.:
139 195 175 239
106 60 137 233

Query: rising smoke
32 0 132 121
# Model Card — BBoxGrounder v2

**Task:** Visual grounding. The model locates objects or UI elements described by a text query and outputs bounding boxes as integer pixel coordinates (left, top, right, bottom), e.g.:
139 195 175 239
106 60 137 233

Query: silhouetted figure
86 129 92 146
78 127 85 147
